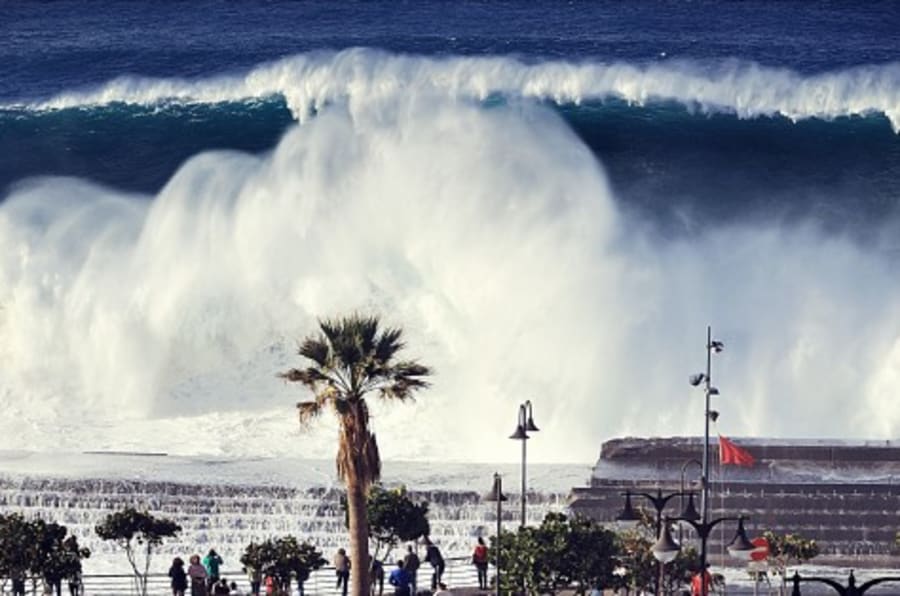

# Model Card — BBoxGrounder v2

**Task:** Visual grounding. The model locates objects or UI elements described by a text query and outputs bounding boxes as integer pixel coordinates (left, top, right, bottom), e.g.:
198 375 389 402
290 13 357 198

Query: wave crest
22 49 900 131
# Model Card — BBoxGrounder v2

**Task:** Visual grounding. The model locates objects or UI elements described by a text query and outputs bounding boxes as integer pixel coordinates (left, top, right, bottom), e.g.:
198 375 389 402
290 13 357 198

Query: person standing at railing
333 548 350 596
471 537 489 591
402 545 420 595
169 557 188 596
67 568 83 596
188 554 209 596
204 549 224 591
370 557 385 596
423 538 444 591
245 565 261 596
11 569 26 596
388 560 411 596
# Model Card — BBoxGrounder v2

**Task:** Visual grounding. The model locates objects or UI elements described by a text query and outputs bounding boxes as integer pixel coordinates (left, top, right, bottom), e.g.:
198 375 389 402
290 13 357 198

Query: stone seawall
568 437 900 564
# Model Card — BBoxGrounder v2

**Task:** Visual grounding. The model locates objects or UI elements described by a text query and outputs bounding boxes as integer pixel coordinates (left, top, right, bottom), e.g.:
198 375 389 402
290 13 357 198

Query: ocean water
1 2 900 464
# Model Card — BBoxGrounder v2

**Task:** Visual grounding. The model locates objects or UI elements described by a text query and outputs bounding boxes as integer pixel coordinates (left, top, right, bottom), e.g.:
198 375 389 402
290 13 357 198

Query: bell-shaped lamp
615 493 640 528
651 522 681 564
727 517 755 561
481 472 506 503
509 424 529 440
678 493 701 522
522 400 540 432
482 473 507 503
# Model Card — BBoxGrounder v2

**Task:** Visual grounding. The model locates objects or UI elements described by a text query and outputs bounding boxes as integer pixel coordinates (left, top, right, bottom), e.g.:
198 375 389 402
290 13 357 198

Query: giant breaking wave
2 51 900 463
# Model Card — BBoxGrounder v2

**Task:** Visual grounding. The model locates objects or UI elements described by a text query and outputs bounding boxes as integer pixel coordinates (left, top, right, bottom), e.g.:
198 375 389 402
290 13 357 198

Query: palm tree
280 314 432 596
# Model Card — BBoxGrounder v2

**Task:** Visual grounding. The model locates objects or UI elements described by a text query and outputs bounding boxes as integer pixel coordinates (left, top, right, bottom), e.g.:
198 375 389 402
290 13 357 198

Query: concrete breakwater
568 436 900 566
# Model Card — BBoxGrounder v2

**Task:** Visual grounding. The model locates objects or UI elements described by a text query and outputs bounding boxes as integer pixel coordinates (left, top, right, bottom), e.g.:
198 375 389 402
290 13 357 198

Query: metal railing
1 557 487 595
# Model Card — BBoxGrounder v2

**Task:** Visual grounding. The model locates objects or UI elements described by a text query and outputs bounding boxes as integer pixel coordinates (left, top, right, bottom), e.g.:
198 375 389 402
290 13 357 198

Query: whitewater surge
17 50 900 132
3 64 900 463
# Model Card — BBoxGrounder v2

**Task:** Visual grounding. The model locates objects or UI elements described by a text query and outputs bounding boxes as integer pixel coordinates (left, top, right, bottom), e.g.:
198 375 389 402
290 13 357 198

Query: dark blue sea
1 2 900 457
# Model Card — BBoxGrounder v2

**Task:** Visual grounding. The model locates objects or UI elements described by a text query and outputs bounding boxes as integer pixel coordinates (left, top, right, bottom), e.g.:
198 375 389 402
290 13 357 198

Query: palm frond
358 315 379 356
279 366 332 388
297 400 323 426
374 328 404 364
392 360 432 380
298 338 331 369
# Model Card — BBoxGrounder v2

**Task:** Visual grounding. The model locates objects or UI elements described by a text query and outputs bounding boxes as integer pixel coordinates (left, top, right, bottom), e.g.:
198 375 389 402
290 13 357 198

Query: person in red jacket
472 537 489 590
691 566 714 596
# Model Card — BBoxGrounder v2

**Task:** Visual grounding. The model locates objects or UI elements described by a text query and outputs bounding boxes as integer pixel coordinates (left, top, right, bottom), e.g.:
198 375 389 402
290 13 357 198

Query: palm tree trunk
347 475 371 596
342 408 372 596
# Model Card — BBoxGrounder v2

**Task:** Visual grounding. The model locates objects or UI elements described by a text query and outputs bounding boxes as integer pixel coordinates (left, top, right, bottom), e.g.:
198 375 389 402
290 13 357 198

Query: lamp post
689 325 724 594
617 489 700 595
482 472 507 596
509 400 539 527
679 459 703 543
653 515 755 596
789 571 900 595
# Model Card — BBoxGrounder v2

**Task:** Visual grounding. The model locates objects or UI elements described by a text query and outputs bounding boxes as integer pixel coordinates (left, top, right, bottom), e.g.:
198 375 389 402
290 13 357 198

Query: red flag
718 435 755 466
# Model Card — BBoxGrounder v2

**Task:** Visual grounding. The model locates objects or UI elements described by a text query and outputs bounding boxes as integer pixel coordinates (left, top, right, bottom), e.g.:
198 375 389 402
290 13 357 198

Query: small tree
31 520 90 596
495 512 618 594
344 485 430 563
763 530 819 594
241 536 326 594
95 508 181 596
0 513 38 590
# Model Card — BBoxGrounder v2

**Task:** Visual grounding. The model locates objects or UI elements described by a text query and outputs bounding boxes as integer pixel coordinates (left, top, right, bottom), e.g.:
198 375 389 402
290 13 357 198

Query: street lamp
653 515 755 596
482 472 507 596
509 400 539 527
789 571 900 595
689 325 724 593
679 459 703 543
616 489 700 595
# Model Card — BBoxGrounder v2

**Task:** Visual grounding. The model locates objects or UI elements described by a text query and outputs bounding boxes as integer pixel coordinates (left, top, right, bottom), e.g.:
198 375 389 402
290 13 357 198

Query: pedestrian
230 582 245 596
245 565 261 596
169 557 188 596
433 582 452 596
204 549 224 590
296 565 310 596
691 565 714 596
11 569 26 596
472 537 489 590
67 568 83 596
370 558 385 596
423 537 445 591
334 547 350 596
264 575 276 596
402 545 420 595
188 554 209 596
212 578 230 595
388 560 411 596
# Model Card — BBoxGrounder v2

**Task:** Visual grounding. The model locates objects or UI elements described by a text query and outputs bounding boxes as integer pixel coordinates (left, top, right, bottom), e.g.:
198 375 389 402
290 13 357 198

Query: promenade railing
2 556 486 595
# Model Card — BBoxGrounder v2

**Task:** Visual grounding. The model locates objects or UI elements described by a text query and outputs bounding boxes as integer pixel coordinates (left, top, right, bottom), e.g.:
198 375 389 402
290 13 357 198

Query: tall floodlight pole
689 325 724 596
509 400 539 527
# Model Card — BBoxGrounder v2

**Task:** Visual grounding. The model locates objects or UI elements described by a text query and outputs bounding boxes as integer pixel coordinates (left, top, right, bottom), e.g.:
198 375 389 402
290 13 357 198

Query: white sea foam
20 50 900 132
3 75 900 464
